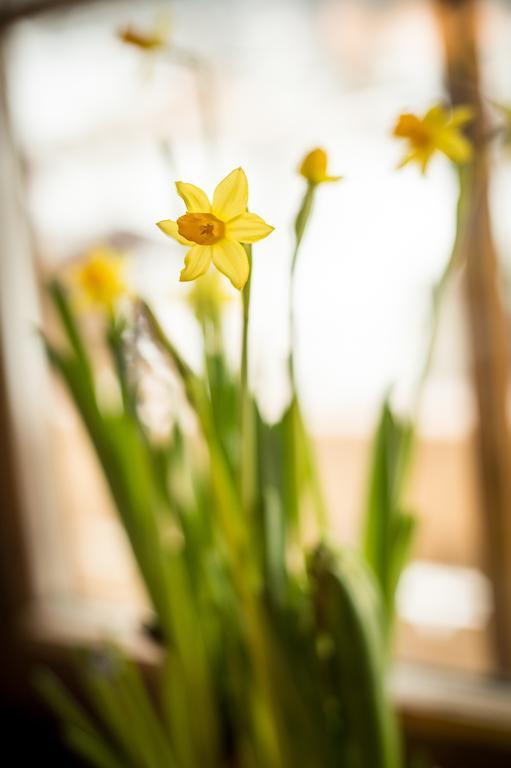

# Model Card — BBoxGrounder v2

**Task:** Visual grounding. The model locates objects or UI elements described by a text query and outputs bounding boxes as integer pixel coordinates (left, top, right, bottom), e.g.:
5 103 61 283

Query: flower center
409 125 431 148
177 213 225 245
395 115 432 148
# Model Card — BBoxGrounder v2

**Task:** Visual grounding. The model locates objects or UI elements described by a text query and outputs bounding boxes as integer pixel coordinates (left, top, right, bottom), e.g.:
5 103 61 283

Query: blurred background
2 0 511 765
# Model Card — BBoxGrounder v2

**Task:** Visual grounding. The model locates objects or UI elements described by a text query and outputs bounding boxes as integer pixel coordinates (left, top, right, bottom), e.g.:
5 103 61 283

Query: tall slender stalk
240 244 255 515
289 183 314 385
414 164 471 412
288 183 327 535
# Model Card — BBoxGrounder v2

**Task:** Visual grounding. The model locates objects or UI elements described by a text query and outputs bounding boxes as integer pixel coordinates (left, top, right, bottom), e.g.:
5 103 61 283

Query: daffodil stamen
395 115 430 147
177 213 225 245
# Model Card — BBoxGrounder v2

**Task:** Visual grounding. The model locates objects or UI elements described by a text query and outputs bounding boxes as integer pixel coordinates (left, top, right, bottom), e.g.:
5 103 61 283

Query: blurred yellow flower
118 17 170 52
299 148 342 185
187 270 233 323
393 104 473 173
157 168 274 291
76 246 128 311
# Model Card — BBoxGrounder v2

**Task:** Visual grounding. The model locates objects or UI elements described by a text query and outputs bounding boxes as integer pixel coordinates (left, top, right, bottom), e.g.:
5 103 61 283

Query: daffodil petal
436 131 472 164
449 106 474 128
397 151 418 170
423 105 445 128
175 182 211 213
212 239 249 291
225 212 274 243
157 219 193 245
419 149 432 174
212 168 248 221
397 149 431 172
180 245 212 282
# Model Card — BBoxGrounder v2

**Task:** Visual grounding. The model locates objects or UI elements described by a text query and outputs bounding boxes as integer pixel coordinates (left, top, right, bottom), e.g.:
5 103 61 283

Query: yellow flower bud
298 148 342 185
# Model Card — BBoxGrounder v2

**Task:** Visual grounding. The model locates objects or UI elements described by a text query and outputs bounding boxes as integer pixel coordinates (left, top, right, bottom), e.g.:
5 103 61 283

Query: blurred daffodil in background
292 148 341 280
118 15 170 53
393 104 473 173
298 147 342 185
157 168 274 290
74 245 128 311
187 270 233 324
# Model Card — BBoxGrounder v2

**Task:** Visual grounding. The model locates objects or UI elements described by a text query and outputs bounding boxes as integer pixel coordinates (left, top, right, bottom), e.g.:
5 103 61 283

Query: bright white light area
397 560 492 634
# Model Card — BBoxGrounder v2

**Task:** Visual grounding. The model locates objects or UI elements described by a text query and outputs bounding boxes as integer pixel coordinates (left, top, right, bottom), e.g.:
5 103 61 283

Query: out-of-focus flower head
298 148 342 185
187 269 233 324
118 14 170 52
157 168 274 291
75 245 129 312
393 104 473 173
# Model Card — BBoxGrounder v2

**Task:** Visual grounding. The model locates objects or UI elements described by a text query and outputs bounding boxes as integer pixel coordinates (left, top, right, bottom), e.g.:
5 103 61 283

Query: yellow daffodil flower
118 16 170 52
393 104 473 173
187 270 233 323
75 246 128 311
157 168 274 291
299 148 342 185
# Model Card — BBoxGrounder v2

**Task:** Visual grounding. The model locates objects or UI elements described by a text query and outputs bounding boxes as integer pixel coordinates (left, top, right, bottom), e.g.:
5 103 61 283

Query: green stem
289 182 315 386
414 164 471 413
240 244 255 515
288 183 328 536
106 312 133 417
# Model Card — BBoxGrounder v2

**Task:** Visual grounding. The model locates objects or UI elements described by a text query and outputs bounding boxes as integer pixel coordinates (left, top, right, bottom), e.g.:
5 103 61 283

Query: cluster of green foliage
38 181 416 768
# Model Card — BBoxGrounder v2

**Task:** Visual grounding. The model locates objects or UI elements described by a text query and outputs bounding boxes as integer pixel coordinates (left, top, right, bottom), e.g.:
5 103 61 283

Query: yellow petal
436 130 472 164
397 148 431 173
396 152 415 170
175 182 211 213
225 212 274 243
419 148 433 174
212 168 248 221
212 239 249 290
449 105 474 129
157 219 193 245
180 245 212 282
423 105 446 128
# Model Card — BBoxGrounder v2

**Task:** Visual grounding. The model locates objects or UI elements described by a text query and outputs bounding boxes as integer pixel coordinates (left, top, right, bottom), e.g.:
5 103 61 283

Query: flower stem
240 244 254 514
414 164 470 412
288 183 328 537
289 182 315 385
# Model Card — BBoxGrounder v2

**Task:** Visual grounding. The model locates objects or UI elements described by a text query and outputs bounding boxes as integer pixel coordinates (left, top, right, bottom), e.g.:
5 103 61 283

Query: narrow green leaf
309 545 402 768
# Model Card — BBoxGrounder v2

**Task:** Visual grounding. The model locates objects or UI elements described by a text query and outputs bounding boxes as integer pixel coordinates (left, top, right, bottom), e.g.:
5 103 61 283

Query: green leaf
308 545 402 768
362 399 416 637
35 667 127 768
47 280 94 389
